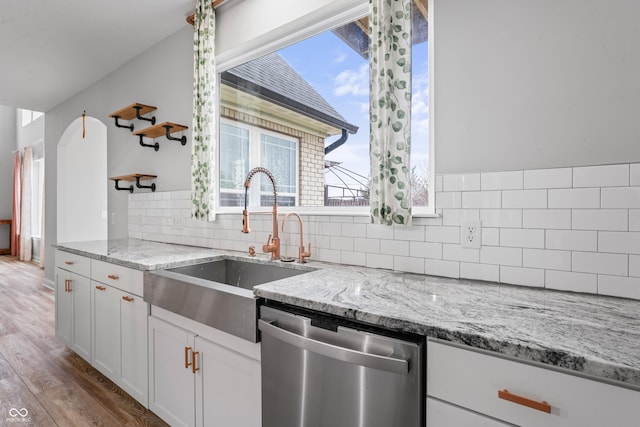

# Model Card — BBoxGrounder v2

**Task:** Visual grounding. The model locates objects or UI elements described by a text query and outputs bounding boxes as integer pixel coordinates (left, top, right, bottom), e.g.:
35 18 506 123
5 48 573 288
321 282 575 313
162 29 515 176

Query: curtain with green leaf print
191 0 216 221
369 0 412 225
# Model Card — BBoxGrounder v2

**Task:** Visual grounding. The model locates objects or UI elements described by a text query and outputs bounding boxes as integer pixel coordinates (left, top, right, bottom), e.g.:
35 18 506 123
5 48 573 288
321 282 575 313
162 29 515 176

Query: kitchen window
219 120 299 207
216 0 432 213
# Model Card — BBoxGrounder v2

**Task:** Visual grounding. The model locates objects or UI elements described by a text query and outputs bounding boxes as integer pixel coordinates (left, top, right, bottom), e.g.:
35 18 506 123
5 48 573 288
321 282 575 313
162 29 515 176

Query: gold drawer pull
107 274 120 280
192 351 200 374
498 389 551 413
64 261 74 265
122 295 134 302
95 285 106 291
185 346 192 369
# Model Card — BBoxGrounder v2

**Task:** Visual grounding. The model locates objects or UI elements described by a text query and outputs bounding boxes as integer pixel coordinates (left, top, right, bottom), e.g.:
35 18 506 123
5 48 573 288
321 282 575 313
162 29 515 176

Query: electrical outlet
461 220 481 248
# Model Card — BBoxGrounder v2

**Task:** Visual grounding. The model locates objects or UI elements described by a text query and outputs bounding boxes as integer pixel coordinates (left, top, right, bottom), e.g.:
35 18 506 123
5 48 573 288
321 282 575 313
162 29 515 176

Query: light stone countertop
56 239 640 389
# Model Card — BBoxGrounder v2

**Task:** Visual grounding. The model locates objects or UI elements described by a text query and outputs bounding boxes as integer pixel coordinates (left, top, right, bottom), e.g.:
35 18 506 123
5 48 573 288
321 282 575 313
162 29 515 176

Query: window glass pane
219 122 249 190
260 134 296 195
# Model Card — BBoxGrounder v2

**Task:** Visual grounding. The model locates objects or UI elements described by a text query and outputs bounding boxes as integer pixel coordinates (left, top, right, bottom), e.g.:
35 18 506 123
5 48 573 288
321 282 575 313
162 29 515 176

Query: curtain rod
186 0 224 26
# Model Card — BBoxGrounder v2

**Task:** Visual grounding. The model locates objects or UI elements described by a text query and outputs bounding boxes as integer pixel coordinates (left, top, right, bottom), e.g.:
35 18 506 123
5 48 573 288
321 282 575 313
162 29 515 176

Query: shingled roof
221 52 359 134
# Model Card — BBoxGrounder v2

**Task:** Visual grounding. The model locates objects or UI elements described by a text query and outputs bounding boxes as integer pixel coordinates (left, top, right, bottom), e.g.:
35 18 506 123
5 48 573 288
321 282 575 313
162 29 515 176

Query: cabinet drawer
427 340 640 427
427 397 511 427
91 259 143 296
56 250 91 277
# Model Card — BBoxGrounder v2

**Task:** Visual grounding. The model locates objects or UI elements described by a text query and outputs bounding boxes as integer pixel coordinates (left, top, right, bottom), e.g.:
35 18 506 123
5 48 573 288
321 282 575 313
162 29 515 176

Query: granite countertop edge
55 239 640 390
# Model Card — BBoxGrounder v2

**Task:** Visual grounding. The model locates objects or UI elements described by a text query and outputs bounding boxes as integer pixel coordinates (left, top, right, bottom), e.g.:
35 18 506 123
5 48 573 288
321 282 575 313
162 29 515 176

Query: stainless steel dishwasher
259 304 424 427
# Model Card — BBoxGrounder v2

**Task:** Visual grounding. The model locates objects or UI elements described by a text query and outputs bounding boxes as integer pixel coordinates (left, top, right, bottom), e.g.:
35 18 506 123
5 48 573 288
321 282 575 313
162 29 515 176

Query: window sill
214 206 438 218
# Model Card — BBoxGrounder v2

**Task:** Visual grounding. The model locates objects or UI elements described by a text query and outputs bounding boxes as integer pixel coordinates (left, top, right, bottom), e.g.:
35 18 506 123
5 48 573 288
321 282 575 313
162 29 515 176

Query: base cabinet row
148 315 261 427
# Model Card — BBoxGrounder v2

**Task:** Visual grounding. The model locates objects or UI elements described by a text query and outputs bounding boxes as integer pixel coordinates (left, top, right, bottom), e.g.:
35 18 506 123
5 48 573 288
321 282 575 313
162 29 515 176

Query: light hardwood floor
0 257 169 427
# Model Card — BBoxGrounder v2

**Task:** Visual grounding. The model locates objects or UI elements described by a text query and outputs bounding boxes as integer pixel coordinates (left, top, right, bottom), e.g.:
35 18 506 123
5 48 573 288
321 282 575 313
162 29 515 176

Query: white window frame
215 0 435 216
218 118 299 211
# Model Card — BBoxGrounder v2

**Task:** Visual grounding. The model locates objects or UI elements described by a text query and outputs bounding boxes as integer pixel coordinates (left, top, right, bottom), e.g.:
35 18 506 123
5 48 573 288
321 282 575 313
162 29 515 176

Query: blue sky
278 25 429 190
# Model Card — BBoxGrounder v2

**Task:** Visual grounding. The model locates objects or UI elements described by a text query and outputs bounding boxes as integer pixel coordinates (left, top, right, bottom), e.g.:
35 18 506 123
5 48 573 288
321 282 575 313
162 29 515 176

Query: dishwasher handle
258 319 409 375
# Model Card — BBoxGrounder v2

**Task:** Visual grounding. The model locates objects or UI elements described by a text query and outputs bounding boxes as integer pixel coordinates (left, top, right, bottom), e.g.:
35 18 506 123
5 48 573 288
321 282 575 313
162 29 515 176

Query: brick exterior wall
221 106 326 206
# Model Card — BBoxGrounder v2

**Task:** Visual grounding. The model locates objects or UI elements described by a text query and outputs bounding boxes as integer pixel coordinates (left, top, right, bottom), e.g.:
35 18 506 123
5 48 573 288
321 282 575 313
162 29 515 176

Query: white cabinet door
149 316 196 427
120 291 149 406
194 336 261 427
69 273 91 362
55 268 72 345
427 398 511 427
92 281 120 382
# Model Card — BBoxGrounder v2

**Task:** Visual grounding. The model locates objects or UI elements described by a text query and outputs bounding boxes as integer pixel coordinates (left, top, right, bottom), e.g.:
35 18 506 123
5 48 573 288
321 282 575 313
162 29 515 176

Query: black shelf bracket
164 125 187 145
113 179 134 193
113 116 134 132
133 105 156 125
136 176 157 192
137 134 160 151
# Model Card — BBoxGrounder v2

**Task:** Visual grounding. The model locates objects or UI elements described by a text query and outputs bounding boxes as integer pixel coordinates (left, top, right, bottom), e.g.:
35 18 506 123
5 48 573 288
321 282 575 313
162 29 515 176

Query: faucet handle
300 243 311 263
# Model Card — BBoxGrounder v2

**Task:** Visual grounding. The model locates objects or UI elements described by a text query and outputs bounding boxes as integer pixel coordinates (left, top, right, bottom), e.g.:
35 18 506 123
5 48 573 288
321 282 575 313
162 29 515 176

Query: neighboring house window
219 120 299 207
20 109 43 127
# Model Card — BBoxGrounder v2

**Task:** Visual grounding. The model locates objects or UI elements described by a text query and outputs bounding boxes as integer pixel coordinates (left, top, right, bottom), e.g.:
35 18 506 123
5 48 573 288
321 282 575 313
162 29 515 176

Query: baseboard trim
43 277 55 290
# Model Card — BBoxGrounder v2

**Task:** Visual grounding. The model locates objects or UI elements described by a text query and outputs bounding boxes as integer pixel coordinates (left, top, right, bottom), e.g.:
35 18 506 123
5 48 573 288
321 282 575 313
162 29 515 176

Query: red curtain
11 151 21 257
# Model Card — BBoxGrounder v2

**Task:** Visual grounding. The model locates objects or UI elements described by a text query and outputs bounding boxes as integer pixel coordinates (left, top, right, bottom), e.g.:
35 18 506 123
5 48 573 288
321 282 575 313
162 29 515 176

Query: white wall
0 106 17 250
434 0 640 173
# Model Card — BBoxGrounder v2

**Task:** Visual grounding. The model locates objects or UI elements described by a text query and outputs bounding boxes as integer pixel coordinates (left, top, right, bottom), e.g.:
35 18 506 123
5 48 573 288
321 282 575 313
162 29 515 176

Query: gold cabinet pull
122 295 134 302
498 389 551 413
185 346 192 369
107 274 120 280
192 351 200 374
64 279 72 293
95 285 106 291
64 261 74 265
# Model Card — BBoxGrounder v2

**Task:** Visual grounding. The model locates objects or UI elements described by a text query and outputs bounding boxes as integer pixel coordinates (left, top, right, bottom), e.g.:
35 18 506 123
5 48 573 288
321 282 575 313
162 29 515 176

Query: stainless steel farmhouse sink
143 257 314 342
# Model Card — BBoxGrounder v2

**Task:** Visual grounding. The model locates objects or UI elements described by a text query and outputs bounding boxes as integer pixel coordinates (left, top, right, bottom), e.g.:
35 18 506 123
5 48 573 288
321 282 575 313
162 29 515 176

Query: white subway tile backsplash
366 224 395 239
523 249 571 271
548 188 600 209
425 226 460 244
601 187 640 208
341 223 367 238
442 209 480 226
462 191 501 209
546 230 597 251
425 259 460 278
354 238 380 254
630 255 640 277
366 253 394 270
460 262 499 282
502 190 547 209
524 168 572 189
482 228 500 246
443 173 481 191
317 248 342 264
523 210 571 229
442 244 479 263
573 164 629 188
481 171 523 190
480 246 522 266
435 175 443 192
598 275 640 300
630 210 640 232
330 236 354 251
572 251 628 276
572 210 628 231
341 251 366 267
546 270 597 293
480 209 522 228
500 229 544 249
410 241 442 259
435 191 462 208
394 256 425 274
380 239 410 256
631 164 640 186
394 226 426 241
598 232 640 255
500 266 545 288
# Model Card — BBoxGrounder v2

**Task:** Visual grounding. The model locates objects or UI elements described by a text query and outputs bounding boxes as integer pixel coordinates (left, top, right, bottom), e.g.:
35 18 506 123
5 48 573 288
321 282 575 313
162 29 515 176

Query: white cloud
334 52 347 64
333 63 369 97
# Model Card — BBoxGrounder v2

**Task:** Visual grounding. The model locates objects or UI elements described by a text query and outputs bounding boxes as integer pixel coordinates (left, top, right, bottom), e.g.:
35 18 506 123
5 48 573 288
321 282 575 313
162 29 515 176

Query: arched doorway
57 116 107 242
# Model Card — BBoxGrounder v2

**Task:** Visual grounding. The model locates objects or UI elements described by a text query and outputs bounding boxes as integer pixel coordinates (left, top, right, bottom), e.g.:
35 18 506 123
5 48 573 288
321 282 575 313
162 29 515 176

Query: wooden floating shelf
109 103 157 131
109 174 158 193
133 121 189 151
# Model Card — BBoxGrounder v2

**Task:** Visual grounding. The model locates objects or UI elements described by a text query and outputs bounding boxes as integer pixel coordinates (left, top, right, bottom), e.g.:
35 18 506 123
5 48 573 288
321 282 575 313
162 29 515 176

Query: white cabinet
427 340 640 427
91 260 149 407
427 397 510 427
149 308 261 427
55 250 92 362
